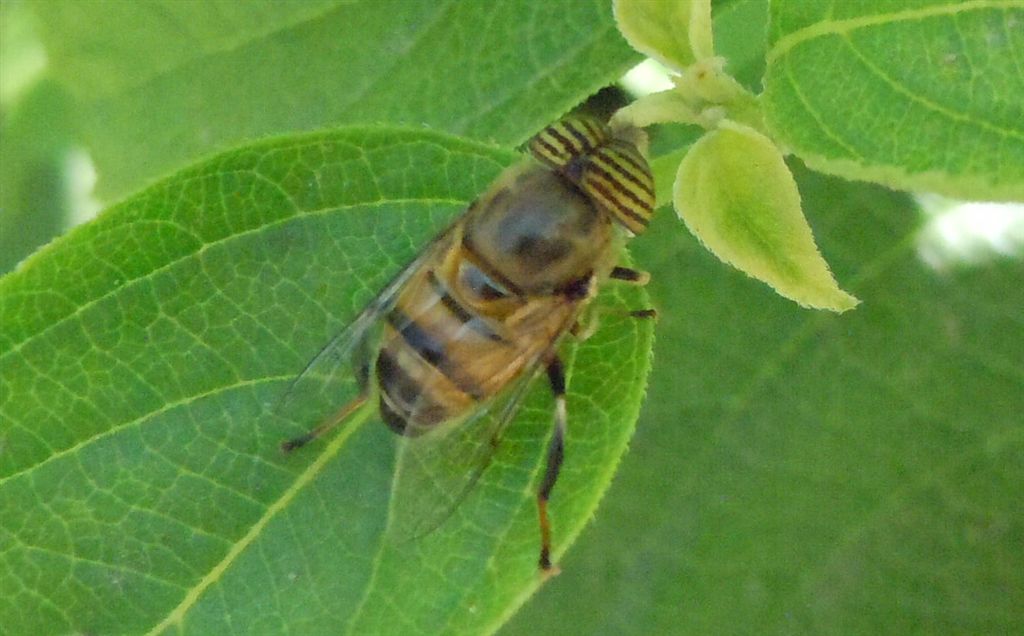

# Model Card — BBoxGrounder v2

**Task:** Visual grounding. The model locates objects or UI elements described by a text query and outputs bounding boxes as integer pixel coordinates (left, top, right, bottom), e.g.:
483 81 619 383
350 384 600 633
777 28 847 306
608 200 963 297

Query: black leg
538 356 567 572
610 266 650 285
609 266 656 320
629 308 658 319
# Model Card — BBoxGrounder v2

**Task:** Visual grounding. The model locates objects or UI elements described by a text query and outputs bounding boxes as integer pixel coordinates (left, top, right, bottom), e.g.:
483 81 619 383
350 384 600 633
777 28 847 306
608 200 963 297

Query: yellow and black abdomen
375 255 524 436
375 248 577 436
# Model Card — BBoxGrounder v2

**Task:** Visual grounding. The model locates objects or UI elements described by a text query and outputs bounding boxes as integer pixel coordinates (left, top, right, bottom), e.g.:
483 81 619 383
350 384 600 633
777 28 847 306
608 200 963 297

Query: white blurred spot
620 58 675 97
65 148 103 228
0 4 48 108
916 195 1024 271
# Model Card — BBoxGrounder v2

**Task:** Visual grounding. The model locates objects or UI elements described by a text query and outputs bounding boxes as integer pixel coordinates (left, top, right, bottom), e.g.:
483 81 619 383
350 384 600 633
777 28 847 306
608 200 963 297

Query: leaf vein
767 0 1024 64
144 404 374 635
841 28 1024 142
0 195 465 365
0 376 289 486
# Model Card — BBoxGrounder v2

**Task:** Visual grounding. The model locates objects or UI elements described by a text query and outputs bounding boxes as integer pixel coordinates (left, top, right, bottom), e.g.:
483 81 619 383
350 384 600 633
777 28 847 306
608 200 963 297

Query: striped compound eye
528 117 608 171
528 117 655 236
577 139 654 236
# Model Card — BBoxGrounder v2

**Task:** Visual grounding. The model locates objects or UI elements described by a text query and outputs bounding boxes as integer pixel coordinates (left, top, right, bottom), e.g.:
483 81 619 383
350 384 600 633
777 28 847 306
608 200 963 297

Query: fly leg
571 266 656 339
538 356 568 573
609 265 650 285
281 343 373 452
611 265 658 320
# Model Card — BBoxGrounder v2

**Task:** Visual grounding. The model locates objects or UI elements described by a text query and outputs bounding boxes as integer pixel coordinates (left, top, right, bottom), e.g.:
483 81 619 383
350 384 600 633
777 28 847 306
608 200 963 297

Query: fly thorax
464 168 611 295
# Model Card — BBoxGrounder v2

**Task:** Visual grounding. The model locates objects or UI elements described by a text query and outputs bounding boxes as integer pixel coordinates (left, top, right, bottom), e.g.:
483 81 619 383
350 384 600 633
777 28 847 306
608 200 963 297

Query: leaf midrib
767 0 1024 65
145 403 378 635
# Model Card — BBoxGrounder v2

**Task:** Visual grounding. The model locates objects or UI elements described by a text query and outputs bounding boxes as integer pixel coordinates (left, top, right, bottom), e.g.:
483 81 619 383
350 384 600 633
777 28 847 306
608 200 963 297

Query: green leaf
30 0 640 202
613 0 715 69
640 0 770 196
675 121 858 311
763 0 1024 201
0 127 653 634
0 78 78 274
712 0 769 92
613 58 762 133
33 0 341 99
506 165 1024 635
612 88 707 130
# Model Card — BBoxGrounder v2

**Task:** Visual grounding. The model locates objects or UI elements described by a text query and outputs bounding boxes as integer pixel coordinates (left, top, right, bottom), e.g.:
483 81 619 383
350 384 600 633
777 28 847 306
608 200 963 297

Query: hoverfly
279 116 655 571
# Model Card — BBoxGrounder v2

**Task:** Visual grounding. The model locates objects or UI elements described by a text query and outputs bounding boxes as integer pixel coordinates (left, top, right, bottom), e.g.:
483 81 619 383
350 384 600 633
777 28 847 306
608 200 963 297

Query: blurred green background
2 1 1021 634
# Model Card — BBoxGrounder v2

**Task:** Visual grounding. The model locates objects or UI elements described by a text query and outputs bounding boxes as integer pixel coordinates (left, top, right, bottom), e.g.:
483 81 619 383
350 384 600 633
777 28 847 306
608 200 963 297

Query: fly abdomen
376 347 453 436
387 308 486 401
426 270 506 343
376 267 509 436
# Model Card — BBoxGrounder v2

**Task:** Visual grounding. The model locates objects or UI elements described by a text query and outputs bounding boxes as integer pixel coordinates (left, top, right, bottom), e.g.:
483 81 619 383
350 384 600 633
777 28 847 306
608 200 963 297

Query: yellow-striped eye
528 116 655 235
578 139 654 235
528 117 607 170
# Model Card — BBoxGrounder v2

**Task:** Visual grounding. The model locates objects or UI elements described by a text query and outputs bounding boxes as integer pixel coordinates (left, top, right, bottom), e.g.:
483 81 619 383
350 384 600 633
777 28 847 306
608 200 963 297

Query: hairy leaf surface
763 0 1024 200
0 128 654 634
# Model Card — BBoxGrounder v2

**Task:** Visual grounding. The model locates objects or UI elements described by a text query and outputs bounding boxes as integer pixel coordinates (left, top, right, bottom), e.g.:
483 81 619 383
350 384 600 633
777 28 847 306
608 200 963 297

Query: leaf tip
789 286 861 313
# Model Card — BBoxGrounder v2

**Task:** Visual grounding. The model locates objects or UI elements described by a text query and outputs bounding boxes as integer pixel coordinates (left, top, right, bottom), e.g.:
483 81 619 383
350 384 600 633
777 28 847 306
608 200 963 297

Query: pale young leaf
674 121 859 312
613 0 714 70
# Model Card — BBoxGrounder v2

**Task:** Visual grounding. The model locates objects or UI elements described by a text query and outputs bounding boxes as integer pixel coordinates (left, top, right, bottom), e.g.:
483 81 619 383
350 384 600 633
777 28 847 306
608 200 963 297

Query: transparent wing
385 319 580 544
385 360 547 543
274 229 453 432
